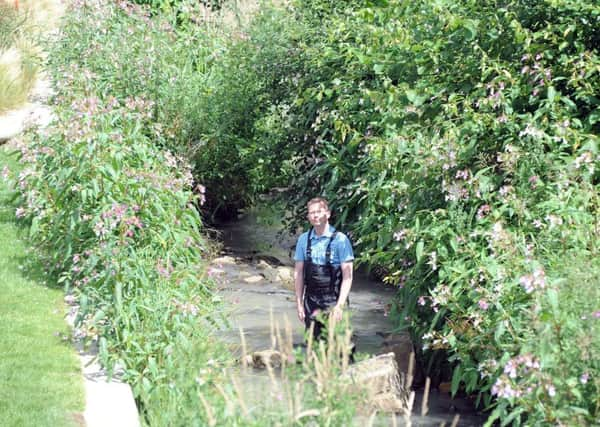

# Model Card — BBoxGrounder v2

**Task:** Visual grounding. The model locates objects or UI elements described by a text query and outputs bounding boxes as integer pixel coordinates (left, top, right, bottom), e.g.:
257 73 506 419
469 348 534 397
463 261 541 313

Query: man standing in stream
294 197 354 341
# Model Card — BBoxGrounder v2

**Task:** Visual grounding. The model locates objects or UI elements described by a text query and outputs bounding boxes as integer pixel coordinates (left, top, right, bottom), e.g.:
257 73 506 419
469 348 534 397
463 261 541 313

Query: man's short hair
307 197 329 210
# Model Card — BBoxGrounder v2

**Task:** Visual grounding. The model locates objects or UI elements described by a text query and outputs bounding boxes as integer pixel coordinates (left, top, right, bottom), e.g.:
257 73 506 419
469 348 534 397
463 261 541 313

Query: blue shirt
294 225 354 266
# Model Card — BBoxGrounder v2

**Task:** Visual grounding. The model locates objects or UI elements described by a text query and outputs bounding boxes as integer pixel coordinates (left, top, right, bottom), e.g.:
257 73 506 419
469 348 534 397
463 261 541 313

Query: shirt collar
312 224 336 238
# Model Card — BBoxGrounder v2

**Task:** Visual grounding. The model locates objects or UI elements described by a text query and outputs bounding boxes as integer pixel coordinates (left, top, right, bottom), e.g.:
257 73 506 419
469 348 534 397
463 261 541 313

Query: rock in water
240 349 283 369
346 352 411 414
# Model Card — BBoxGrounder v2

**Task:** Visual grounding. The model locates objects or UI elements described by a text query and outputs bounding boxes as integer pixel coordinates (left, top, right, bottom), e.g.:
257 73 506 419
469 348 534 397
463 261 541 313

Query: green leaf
451 364 462 396
547 86 557 103
484 401 507 427
463 19 479 41
494 320 506 341
416 240 424 262
547 288 559 314
115 281 123 312
406 89 426 106
29 216 39 237
501 407 524 426
587 108 600 125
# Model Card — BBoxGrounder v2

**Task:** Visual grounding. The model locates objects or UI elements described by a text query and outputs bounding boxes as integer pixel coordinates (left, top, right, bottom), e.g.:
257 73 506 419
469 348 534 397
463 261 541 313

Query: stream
212 208 485 426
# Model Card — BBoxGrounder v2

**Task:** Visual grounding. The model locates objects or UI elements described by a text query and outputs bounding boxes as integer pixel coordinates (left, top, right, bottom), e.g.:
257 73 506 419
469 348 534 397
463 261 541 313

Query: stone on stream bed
240 349 283 369
378 332 414 374
211 255 237 265
243 274 265 284
252 261 295 290
345 352 411 414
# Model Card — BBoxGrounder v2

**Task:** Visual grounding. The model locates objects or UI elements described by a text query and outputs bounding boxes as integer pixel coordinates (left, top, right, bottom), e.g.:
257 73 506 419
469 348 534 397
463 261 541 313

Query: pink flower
528 175 539 189
580 373 590 384
492 376 521 399
418 296 426 306
477 204 491 220
393 230 406 241
519 268 546 293
478 299 489 310
520 274 534 293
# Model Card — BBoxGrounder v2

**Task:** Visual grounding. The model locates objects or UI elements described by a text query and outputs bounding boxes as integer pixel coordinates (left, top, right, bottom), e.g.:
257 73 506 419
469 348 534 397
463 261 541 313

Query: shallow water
214 209 486 426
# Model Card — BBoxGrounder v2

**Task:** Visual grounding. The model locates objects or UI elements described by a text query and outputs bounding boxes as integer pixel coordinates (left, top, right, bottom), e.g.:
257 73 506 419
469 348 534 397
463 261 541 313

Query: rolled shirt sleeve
335 233 354 264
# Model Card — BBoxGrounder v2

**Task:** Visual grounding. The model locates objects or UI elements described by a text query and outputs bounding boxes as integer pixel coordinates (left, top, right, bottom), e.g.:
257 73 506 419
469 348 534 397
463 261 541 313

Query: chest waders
303 228 343 339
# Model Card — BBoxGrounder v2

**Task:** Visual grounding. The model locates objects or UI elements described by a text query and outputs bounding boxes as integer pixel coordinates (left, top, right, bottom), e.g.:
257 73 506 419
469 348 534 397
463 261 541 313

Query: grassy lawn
0 147 84 427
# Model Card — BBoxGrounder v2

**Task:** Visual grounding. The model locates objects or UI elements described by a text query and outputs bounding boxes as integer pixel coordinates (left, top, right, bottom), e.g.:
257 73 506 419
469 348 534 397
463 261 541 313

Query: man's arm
333 261 353 320
294 261 305 322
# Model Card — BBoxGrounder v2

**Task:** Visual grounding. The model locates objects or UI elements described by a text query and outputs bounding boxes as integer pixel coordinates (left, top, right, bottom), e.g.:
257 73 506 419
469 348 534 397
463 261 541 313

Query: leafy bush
130 0 226 13
10 0 600 423
10 0 224 408
15 73 218 390
189 0 600 424
10 1 384 424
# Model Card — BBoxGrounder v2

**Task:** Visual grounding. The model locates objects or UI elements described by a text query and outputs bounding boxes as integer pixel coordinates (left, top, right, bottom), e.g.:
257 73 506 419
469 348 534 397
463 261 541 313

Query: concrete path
80 353 140 427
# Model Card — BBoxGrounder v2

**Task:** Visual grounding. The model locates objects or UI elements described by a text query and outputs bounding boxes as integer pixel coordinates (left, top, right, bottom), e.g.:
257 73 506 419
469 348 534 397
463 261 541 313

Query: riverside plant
8 1 392 425
177 0 600 424
12 87 222 395
14 0 600 424
46 0 255 216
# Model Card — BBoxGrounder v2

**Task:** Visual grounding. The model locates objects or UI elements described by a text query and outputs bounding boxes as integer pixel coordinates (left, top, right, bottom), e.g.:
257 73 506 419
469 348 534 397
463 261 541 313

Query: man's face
307 202 330 227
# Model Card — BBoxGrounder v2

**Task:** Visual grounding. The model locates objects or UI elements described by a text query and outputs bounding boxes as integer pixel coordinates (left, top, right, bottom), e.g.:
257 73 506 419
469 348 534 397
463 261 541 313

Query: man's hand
297 303 305 322
331 305 343 322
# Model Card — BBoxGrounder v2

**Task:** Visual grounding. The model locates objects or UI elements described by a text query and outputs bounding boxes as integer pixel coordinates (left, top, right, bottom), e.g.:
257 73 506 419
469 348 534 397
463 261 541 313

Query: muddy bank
212 208 485 425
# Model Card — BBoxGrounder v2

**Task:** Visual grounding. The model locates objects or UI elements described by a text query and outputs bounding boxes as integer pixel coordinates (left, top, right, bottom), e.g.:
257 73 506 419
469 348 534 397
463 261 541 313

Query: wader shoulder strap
306 228 313 261
325 232 337 265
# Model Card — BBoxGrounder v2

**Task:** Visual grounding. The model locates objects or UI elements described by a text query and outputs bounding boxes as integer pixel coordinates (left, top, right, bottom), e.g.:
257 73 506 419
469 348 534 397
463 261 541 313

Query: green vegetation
13 2 365 425
0 148 84 427
0 2 38 112
185 0 600 424
13 0 599 425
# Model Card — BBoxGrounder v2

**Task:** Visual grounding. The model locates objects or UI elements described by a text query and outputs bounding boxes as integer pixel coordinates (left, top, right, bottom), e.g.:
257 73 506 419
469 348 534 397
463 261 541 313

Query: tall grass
0 0 62 113
143 311 412 425
0 47 36 112
0 2 37 112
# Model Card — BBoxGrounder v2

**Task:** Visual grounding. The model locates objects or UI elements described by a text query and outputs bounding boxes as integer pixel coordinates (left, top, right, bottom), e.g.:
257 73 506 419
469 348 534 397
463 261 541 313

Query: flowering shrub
9 2 371 425
14 86 220 392
189 0 600 424
9 0 226 408
10 0 599 423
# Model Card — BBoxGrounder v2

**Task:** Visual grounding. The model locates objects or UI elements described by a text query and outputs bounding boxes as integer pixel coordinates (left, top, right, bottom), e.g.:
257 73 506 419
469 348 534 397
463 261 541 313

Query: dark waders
303 228 343 340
